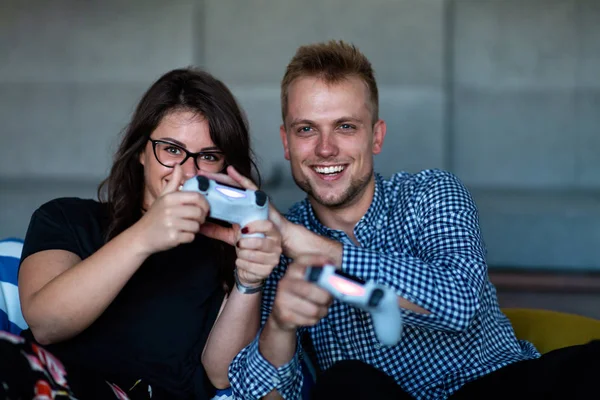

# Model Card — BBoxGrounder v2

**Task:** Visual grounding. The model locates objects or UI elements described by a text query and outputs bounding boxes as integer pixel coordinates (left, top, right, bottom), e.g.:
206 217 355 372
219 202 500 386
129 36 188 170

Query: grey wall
1 0 599 271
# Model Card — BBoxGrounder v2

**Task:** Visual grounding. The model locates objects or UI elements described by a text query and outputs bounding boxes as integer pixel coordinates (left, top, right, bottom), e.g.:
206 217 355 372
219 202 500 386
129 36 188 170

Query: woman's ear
139 149 146 166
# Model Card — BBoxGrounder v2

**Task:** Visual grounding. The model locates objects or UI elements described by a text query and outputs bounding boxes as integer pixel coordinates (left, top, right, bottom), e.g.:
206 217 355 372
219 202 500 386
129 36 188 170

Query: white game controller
181 176 269 238
305 265 403 346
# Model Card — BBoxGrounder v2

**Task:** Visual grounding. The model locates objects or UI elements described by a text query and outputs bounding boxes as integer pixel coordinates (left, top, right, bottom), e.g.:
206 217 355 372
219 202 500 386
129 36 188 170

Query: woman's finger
175 219 201 234
236 236 281 252
197 171 241 188
167 204 208 223
239 220 281 241
235 258 277 279
226 166 259 191
236 248 280 266
199 222 236 246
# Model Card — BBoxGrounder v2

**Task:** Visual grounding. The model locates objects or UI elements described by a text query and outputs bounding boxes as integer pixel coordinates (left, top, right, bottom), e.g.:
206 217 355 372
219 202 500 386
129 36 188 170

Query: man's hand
258 254 335 369
277 222 343 263
268 254 335 332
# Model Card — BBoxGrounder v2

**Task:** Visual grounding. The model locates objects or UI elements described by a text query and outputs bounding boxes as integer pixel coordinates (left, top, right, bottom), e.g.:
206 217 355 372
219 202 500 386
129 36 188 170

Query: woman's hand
234 219 283 286
134 165 210 255
199 166 287 232
196 166 283 282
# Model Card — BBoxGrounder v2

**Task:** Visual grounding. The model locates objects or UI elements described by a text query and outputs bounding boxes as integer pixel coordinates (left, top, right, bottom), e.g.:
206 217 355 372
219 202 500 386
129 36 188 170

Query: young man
227 40 598 399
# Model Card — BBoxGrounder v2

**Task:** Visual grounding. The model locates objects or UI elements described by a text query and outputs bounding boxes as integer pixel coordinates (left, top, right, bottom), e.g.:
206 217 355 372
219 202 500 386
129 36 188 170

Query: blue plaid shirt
229 169 540 399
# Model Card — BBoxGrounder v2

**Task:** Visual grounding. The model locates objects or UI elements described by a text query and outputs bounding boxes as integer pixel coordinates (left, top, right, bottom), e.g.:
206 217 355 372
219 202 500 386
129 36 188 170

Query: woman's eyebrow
157 137 187 148
199 147 222 153
156 138 221 153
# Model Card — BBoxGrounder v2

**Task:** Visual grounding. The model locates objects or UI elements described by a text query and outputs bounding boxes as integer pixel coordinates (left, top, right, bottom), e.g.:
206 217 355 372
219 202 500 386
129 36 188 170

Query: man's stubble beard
292 166 374 210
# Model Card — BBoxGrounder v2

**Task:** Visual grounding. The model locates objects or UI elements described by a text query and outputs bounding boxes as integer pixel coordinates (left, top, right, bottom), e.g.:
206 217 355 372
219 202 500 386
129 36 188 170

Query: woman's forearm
202 287 262 389
20 224 150 345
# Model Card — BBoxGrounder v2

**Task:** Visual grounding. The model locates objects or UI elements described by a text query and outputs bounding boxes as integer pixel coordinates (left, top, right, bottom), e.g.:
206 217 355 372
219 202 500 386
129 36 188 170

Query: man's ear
280 124 290 160
372 119 387 155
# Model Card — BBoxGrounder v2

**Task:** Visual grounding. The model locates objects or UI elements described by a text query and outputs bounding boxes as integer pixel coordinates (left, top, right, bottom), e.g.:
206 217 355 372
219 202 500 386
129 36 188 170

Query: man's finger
161 164 183 196
279 291 331 324
289 280 333 307
288 254 338 278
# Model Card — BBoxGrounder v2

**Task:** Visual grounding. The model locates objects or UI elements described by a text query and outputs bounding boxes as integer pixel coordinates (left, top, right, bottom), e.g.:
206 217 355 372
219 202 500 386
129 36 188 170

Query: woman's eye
165 146 182 155
200 153 221 162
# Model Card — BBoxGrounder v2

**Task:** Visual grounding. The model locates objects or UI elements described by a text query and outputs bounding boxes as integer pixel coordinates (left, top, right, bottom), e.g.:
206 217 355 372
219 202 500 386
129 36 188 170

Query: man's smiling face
280 76 386 209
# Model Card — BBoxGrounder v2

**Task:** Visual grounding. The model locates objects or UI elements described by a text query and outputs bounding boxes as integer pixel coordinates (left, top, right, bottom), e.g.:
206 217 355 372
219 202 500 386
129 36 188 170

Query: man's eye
340 124 355 130
298 126 312 133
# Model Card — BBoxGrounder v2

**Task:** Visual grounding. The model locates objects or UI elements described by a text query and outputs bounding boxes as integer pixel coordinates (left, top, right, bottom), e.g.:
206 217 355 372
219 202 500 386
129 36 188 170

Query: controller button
368 288 384 307
255 190 268 207
334 269 366 284
307 267 322 282
196 176 210 191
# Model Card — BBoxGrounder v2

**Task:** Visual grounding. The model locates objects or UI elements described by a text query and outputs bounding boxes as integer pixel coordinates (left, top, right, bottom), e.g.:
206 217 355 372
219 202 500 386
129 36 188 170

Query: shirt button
374 343 381 349
376 223 383 230
271 376 280 386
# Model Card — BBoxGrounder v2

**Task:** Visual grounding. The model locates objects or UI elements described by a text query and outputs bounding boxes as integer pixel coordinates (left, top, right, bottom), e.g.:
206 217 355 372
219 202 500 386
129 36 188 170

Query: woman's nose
181 157 198 180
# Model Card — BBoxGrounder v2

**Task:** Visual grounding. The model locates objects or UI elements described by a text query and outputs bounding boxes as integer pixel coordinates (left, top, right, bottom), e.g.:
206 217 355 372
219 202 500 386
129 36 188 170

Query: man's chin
294 175 350 207
309 189 349 209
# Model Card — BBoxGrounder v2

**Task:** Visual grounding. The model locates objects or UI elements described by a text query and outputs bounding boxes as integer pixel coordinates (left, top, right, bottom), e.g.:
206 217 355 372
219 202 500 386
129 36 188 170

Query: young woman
8 68 280 399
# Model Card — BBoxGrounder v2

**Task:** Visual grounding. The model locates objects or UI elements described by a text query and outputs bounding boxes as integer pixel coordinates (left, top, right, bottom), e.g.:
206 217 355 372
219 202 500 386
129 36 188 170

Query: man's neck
310 177 376 245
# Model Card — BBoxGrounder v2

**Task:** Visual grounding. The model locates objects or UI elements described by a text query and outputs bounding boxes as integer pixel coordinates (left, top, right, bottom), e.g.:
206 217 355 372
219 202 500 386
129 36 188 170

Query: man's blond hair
281 40 379 125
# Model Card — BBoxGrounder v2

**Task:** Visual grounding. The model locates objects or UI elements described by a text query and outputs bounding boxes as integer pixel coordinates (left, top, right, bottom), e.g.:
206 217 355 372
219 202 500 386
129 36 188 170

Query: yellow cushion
502 308 600 354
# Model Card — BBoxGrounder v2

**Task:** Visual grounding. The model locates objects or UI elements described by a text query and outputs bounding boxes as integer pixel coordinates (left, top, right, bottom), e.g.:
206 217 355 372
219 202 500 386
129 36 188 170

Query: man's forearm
259 317 298 368
292 230 428 315
308 237 427 313
282 221 343 264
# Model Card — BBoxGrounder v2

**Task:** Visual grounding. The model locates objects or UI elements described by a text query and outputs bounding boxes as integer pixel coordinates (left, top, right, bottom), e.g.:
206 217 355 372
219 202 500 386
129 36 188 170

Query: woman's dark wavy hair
98 67 260 292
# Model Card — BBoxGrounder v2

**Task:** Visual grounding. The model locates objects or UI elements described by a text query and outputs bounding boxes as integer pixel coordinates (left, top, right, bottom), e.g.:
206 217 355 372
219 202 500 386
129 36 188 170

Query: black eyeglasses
148 138 226 171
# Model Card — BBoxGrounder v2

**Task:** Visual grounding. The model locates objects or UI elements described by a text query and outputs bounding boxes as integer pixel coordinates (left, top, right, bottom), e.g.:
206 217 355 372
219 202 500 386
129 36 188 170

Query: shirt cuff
245 334 302 398
341 243 378 281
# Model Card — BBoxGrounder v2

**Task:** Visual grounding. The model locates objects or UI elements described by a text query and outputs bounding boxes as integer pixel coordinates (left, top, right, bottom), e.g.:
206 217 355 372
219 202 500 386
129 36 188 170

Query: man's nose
315 133 339 158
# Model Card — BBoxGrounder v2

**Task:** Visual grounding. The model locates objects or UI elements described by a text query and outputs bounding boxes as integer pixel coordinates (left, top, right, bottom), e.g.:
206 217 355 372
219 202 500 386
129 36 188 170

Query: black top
19 197 225 399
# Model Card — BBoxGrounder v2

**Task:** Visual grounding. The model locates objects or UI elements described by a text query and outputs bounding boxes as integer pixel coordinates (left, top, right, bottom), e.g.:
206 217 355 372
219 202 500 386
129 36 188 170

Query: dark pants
311 340 600 400
311 360 412 399
452 340 600 399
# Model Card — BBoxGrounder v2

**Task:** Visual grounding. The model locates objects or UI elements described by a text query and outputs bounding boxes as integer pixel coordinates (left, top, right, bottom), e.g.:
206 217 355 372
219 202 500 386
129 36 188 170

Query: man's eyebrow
289 119 315 128
334 116 363 125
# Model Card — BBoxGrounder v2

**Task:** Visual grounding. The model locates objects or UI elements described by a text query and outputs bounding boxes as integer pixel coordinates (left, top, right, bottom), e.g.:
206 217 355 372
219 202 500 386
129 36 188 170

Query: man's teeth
314 165 345 174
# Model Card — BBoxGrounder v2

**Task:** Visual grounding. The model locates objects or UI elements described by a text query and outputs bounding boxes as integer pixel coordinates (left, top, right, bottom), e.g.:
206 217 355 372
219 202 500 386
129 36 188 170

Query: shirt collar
300 173 388 241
